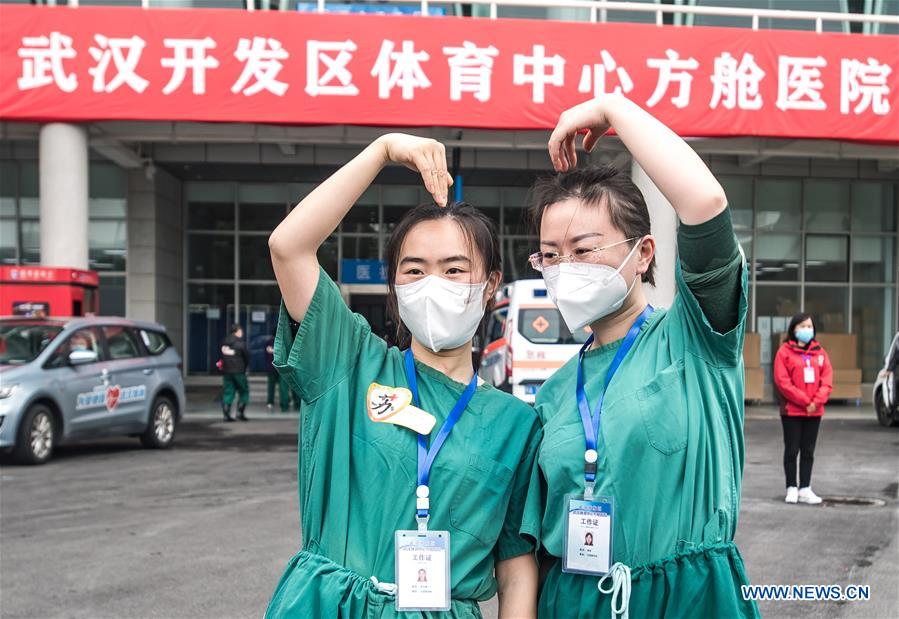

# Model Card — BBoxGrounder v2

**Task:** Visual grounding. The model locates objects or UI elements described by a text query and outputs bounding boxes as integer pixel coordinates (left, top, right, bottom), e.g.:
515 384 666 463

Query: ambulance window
140 329 171 356
103 326 141 360
518 309 591 345
488 309 507 342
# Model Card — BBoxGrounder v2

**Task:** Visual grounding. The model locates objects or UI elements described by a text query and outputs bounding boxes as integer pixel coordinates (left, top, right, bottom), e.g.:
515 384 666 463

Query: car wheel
141 396 176 449
13 404 55 465
875 389 899 428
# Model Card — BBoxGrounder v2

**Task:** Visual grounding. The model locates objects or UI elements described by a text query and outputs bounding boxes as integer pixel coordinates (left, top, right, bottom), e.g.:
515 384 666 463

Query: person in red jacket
773 313 833 505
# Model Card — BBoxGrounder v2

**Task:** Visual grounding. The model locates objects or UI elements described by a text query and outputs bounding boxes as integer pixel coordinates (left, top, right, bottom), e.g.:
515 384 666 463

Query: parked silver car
0 316 185 464
874 331 899 428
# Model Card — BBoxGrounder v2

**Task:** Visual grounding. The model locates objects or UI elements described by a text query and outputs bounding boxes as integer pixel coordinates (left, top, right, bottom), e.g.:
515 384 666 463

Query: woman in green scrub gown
521 97 761 619
266 133 541 618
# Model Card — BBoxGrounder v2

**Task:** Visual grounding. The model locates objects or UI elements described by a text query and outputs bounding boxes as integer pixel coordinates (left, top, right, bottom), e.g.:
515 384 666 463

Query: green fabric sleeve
677 208 743 335
495 421 543 561
272 266 375 403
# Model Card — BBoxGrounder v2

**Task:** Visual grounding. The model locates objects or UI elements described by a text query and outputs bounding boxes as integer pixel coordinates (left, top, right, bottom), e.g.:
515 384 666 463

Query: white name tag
562 495 613 576
395 530 451 612
804 366 816 384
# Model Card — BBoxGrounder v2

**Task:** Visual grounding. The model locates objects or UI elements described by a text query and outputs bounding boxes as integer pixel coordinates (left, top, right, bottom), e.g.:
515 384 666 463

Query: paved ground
0 404 896 619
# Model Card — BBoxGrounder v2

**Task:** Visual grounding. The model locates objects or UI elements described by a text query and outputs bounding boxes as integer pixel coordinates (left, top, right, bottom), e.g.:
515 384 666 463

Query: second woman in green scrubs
266 133 540 618
522 97 760 618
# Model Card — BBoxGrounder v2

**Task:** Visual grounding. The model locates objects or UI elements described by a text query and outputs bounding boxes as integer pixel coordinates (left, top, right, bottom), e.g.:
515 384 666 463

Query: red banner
1 5 896 142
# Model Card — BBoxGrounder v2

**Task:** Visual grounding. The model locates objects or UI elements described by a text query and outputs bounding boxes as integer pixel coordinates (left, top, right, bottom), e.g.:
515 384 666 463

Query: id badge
804 366 815 384
395 530 451 612
562 494 613 576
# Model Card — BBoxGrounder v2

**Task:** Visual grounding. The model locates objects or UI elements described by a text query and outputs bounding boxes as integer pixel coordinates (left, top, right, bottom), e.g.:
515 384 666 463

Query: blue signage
297 3 446 16
341 259 387 284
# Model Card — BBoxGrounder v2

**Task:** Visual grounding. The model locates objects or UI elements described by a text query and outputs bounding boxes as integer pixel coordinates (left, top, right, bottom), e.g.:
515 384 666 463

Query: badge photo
395 529 451 612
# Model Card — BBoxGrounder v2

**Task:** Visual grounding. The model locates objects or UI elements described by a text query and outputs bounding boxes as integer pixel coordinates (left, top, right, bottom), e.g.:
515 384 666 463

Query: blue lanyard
576 305 653 490
403 348 478 523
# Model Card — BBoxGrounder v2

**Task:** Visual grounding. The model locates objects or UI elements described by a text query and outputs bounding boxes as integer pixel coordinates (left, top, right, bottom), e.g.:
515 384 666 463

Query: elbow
707 185 728 216
269 230 288 261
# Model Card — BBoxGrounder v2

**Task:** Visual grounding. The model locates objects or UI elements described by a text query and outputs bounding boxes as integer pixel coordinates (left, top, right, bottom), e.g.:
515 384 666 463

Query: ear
636 235 655 278
485 271 502 306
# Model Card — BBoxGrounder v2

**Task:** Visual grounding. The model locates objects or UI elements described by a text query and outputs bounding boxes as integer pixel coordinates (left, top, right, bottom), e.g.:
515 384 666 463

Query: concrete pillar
39 123 88 269
632 161 678 309
126 166 184 355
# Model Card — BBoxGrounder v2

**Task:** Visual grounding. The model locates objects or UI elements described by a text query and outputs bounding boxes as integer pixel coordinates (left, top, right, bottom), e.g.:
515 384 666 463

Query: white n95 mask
542 240 641 331
395 276 488 352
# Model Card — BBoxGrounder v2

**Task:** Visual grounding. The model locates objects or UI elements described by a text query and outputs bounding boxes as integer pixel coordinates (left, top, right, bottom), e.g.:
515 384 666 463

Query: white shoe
267 403 273 410
785 487 798 503
798 487 823 505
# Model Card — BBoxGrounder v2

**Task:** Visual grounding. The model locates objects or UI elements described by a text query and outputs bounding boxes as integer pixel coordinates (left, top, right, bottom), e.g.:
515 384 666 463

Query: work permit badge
395 528 451 611
562 492 614 576
803 366 816 384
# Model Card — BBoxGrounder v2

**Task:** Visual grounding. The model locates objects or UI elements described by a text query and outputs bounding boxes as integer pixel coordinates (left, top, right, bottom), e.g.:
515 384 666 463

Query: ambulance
479 279 590 403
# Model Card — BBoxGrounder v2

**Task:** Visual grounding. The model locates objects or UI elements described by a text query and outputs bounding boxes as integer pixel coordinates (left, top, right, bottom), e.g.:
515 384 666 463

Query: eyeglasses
528 237 640 272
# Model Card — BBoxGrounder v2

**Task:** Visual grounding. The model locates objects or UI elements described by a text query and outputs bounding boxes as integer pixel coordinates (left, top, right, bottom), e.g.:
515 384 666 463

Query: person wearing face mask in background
773 313 833 506
519 96 760 619
265 133 541 618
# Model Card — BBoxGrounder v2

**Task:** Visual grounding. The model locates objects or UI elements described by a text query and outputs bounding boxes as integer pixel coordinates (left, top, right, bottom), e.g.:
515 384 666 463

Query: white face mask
542 240 642 331
395 276 488 352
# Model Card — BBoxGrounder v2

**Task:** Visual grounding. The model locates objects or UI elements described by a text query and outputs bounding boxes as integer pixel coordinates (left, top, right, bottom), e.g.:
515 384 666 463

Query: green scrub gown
265 267 542 619
523 210 760 618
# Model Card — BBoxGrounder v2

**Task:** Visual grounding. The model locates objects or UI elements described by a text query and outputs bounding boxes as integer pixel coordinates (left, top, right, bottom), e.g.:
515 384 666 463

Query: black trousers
781 415 822 488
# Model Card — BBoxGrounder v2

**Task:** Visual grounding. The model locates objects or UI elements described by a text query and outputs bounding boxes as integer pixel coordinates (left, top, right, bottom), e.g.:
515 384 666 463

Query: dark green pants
266 374 300 411
223 374 250 408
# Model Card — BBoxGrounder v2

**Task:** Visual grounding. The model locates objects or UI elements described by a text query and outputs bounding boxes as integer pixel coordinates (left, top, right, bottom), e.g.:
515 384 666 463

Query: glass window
99 275 126 316
852 182 897 232
319 236 339 280
755 179 801 231
140 329 171 355
20 219 39 264
240 283 282 306
518 307 590 345
754 233 800 281
1 162 17 217
719 176 753 231
342 235 379 261
238 184 287 231
287 183 317 204
805 234 848 282
89 162 127 198
103 325 141 360
1 219 16 265
756 285 801 332
47 327 103 368
852 287 896 382
736 232 753 263
804 286 848 332
342 204 379 233
239 235 275 281
503 236 539 282
853 236 895 283
187 183 235 230
0 323 62 365
465 186 501 229
502 188 531 235
187 283 234 374
19 162 38 217
189 234 234 279
804 180 850 231
89 220 127 271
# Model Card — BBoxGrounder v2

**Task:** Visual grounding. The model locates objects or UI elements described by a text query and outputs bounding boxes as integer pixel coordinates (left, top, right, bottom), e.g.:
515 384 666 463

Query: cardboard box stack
743 332 763 401
772 332 861 401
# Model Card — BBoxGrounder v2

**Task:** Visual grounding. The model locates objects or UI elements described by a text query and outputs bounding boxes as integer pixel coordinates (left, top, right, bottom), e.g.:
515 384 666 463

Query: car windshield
518 308 591 345
0 324 64 365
